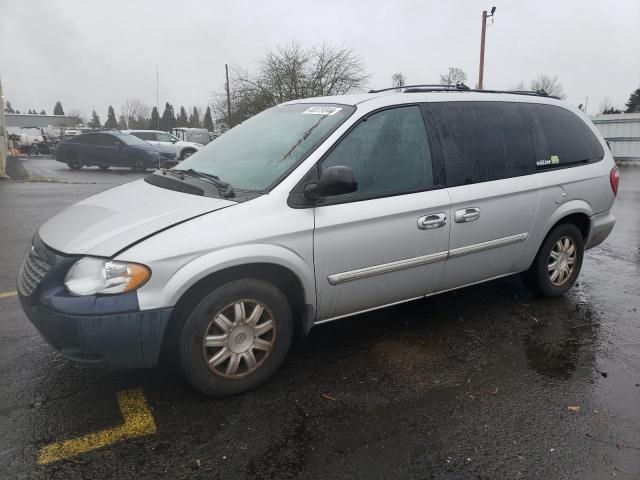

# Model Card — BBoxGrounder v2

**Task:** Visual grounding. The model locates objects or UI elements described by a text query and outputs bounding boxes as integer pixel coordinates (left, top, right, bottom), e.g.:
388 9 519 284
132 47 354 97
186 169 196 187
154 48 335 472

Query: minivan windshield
176 103 354 191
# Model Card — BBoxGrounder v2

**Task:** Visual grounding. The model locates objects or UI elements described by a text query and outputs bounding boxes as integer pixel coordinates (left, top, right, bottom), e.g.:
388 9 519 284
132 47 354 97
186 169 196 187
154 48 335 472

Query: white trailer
591 113 640 162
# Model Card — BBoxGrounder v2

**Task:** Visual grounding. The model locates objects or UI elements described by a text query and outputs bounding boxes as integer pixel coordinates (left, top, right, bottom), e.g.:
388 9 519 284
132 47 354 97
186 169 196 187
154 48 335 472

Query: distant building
5 113 81 129
591 113 640 162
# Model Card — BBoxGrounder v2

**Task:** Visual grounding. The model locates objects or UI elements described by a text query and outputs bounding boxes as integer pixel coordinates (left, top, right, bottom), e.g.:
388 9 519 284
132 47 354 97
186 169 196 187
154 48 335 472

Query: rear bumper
22 303 172 368
586 211 616 249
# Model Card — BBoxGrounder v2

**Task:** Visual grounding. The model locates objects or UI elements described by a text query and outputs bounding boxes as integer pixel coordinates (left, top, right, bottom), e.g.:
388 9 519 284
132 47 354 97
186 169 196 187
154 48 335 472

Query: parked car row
125 129 205 160
55 131 180 171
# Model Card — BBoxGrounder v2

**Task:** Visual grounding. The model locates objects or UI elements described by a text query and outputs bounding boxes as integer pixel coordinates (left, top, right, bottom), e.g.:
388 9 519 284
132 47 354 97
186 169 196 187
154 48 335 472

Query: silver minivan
18 87 618 396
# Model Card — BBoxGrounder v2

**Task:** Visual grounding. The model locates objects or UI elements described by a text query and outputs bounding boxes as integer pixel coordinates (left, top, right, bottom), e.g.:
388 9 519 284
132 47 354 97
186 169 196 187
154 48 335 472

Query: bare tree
67 109 86 124
212 41 369 126
439 67 467 85
122 98 151 129
529 75 566 99
391 72 407 91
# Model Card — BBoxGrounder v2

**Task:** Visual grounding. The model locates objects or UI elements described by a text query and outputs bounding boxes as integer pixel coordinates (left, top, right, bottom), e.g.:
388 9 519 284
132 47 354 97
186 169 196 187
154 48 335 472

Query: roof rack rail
367 84 559 99
368 83 470 93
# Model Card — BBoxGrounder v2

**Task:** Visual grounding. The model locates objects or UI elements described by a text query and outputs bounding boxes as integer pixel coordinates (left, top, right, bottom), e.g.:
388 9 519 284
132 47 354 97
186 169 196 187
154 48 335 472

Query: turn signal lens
610 166 619 196
65 257 151 295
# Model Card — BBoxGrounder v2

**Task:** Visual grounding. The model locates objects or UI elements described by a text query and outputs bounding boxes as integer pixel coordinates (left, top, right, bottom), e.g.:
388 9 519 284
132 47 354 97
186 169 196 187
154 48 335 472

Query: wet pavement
1 157 639 479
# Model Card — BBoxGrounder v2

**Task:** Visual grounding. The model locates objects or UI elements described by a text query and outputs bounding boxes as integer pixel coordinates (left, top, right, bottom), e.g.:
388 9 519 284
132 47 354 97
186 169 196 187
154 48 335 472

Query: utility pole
477 6 496 90
225 64 233 129
0 77 7 178
156 64 160 130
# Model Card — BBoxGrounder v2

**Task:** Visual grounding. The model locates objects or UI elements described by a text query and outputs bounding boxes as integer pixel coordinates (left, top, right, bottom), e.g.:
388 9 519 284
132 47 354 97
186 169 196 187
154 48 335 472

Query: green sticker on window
551 155 560 164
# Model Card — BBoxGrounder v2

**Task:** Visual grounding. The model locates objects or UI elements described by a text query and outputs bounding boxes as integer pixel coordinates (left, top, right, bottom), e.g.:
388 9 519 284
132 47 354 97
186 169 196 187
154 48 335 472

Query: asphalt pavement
1 156 639 479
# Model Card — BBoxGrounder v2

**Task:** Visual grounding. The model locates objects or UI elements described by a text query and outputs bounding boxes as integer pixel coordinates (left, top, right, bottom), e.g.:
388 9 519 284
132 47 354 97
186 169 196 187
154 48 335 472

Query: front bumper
22 304 172 368
18 235 172 368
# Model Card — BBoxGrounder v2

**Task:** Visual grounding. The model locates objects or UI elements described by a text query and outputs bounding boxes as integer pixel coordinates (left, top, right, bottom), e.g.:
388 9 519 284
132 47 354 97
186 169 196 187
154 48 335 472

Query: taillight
610 166 619 196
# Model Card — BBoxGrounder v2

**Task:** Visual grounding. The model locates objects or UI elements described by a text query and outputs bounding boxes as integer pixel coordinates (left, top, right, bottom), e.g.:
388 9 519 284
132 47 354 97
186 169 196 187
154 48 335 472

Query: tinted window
132 131 154 141
430 101 535 186
74 133 99 144
97 134 120 146
523 104 604 168
321 106 433 198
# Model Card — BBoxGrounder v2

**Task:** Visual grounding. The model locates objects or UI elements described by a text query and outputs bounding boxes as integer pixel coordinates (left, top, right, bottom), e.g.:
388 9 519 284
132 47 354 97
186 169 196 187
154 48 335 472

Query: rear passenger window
321 106 434 198
523 104 604 169
132 132 154 141
429 101 535 186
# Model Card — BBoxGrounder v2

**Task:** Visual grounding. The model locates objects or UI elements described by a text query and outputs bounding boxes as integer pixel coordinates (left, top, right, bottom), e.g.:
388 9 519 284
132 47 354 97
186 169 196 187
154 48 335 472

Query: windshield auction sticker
302 106 343 115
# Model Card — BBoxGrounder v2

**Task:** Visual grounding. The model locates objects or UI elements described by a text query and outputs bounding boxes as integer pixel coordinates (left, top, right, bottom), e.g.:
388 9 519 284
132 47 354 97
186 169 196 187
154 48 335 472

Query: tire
130 156 146 172
99 165 110 171
180 149 196 160
521 223 584 298
179 279 293 397
66 153 83 170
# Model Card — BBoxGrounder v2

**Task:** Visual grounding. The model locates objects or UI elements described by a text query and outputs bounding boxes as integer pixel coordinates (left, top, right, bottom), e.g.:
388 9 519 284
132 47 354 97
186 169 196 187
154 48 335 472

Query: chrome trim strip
448 232 528 258
327 251 448 285
315 271 519 326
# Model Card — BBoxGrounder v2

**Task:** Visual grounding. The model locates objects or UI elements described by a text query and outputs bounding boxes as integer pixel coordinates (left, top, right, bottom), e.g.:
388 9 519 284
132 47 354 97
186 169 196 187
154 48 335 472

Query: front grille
18 247 52 297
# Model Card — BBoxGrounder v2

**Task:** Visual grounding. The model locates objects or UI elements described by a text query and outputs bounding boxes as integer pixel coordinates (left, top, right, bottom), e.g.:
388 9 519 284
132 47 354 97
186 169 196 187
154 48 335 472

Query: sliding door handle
418 213 447 230
454 207 480 223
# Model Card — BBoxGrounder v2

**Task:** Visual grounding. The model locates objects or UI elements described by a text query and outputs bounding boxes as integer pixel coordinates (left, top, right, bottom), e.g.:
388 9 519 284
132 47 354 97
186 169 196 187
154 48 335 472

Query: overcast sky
1 0 639 118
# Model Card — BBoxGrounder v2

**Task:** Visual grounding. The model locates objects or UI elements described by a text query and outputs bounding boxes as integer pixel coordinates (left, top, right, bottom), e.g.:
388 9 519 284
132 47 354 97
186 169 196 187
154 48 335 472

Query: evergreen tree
624 86 640 113
104 105 118 129
149 107 160 130
40 109 46 115
189 106 200 127
88 110 101 129
203 106 214 132
4 101 15 113
53 101 65 115
159 102 176 132
176 106 188 127
118 114 127 129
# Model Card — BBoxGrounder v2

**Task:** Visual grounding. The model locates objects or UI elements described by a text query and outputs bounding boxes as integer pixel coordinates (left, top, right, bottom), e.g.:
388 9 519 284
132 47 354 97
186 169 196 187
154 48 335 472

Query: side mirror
304 165 357 199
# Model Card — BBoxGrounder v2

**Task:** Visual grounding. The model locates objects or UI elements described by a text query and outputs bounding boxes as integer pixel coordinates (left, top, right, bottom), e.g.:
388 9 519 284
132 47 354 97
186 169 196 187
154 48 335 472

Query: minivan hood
39 179 235 257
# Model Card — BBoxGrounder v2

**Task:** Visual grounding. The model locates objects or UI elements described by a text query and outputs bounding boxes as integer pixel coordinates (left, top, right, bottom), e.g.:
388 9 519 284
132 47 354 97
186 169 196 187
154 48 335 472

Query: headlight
64 257 151 295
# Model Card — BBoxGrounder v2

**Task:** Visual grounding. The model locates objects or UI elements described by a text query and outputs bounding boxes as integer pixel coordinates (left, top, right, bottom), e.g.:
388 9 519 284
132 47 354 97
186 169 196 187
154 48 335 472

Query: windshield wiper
181 169 235 198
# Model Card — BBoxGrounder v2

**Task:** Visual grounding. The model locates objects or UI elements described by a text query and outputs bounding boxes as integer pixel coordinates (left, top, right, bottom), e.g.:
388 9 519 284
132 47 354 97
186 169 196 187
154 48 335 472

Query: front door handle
418 213 447 230
454 207 480 223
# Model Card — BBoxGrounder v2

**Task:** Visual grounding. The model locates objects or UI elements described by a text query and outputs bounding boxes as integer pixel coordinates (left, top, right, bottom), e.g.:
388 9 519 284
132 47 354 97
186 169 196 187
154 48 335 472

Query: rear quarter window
522 103 604 169
429 101 535 186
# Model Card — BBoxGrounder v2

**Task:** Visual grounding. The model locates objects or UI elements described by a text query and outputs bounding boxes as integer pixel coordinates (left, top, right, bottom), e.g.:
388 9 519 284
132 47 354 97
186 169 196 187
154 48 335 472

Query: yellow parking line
0 290 17 299
37 389 156 465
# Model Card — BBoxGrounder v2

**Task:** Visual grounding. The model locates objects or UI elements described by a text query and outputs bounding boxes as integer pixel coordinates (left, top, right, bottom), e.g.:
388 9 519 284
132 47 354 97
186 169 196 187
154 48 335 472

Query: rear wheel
66 153 83 170
521 223 584 297
179 279 293 397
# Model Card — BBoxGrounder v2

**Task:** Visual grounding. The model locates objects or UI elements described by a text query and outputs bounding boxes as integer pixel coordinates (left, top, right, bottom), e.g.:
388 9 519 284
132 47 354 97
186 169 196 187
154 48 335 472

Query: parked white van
18 86 617 396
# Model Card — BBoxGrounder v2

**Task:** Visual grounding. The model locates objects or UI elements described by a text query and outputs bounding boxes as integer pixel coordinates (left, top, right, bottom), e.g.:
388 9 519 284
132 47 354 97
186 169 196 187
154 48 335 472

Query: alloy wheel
202 299 276 379
548 236 577 286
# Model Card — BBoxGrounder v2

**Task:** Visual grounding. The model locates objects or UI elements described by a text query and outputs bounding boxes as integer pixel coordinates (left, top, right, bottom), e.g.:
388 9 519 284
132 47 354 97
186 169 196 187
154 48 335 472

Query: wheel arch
523 200 592 270
159 261 312 362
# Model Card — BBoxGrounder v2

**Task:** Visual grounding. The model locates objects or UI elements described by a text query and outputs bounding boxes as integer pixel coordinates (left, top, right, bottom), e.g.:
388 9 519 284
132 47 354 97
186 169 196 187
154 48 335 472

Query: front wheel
179 279 293 397
522 223 584 297
130 156 146 172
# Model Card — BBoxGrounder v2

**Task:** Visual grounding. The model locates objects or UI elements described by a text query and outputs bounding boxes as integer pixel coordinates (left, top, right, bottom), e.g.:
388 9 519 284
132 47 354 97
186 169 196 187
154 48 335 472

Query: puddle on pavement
524 298 599 380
